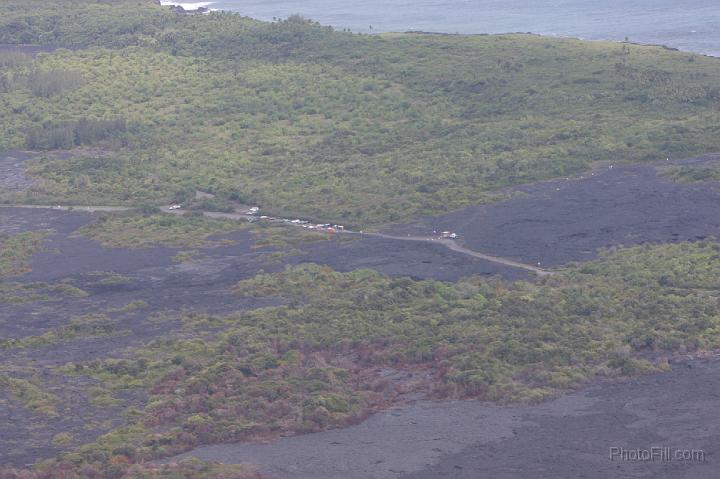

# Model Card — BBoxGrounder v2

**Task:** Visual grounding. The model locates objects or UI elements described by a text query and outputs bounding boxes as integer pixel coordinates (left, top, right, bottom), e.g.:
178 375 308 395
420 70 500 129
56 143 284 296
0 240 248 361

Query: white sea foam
159 1 215 10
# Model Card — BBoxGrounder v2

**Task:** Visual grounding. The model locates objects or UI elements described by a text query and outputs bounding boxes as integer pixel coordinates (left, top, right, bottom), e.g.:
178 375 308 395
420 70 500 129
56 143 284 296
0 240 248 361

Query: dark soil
296 236 530 281
386 154 720 267
0 151 36 191
0 208 281 467
409 357 720 479
4 154 720 470
0 149 110 193
0 205 524 467
169 357 720 479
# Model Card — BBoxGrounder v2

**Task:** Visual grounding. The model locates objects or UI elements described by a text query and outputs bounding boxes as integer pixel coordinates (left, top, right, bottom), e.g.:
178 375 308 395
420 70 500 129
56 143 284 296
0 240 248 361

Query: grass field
74 213 245 248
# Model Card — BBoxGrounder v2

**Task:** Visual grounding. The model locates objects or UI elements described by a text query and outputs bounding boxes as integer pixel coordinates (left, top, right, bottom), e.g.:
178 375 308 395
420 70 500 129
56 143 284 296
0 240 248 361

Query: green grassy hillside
2 1 720 224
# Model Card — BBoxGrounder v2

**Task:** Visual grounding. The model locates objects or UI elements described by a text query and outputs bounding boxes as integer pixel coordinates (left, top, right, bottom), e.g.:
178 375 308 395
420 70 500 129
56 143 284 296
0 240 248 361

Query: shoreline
155 2 719 59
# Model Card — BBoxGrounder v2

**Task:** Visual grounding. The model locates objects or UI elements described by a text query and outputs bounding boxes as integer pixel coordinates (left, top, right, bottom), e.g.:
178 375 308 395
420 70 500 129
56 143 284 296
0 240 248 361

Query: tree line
26 118 128 150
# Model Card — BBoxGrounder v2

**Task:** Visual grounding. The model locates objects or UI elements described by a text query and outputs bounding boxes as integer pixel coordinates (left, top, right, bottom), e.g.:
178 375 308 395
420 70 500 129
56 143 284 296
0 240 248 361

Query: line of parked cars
246 207 345 233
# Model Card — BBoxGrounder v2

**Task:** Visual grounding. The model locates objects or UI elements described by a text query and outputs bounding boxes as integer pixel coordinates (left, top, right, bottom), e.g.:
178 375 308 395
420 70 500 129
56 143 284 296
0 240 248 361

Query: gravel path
386 154 720 267
361 232 551 276
1 205 550 276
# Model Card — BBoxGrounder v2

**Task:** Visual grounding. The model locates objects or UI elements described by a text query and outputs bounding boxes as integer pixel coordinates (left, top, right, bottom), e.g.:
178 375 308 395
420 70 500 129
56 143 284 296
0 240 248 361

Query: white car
168 204 182 210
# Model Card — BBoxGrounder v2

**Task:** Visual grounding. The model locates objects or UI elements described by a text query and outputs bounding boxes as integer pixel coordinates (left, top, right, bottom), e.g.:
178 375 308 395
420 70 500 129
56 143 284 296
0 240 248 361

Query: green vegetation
75 213 243 248
0 281 87 304
0 0 170 47
88 387 121 407
2 1 720 224
89 272 133 287
51 282 89 297
26 117 127 150
663 163 720 183
1 314 125 350
43 242 720 466
51 432 74 447
172 250 198 263
0 458 265 479
0 373 58 416
0 282 49 304
110 300 149 313
75 212 344 250
0 231 46 276
4 2 720 478
226 242 720 399
250 221 329 249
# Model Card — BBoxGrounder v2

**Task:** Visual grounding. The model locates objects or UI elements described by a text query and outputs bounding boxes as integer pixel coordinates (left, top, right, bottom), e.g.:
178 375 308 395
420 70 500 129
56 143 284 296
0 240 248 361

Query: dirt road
0 205 552 276
386 154 720 267
358 232 552 276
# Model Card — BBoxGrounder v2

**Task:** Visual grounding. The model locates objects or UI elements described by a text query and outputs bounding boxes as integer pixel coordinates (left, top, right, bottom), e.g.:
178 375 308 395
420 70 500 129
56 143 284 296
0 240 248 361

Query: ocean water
165 0 720 57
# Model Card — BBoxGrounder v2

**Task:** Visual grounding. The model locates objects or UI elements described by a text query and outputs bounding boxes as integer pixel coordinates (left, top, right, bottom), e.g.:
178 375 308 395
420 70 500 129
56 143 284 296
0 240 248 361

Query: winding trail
0 204 132 213
0 204 552 276
351 231 552 276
